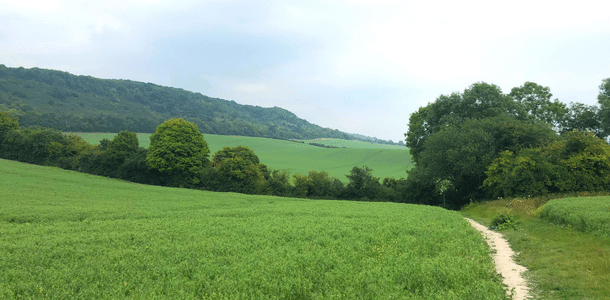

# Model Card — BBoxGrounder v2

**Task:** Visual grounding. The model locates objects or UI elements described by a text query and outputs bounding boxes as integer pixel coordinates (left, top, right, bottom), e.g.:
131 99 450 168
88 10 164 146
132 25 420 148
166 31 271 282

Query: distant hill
0 65 397 142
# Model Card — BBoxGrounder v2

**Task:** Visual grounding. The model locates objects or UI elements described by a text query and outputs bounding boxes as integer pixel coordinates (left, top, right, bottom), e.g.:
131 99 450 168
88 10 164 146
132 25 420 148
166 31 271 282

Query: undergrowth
489 214 518 230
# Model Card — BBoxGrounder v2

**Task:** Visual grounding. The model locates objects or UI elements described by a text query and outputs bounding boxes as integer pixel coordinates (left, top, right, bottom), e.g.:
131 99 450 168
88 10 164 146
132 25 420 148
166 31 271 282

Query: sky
1 0 609 142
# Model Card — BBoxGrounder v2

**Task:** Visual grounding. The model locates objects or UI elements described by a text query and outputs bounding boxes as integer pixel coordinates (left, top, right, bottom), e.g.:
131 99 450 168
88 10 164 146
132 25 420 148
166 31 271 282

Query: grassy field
300 138 405 149
540 197 610 240
461 195 610 299
1 159 506 299
71 133 412 182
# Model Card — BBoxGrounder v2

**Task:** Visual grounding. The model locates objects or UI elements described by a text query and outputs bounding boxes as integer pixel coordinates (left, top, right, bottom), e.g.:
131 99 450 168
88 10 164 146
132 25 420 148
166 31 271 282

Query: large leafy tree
344 166 383 200
509 81 566 127
415 118 497 205
561 102 603 138
211 146 269 194
146 118 210 187
405 82 517 161
107 131 139 166
212 145 260 167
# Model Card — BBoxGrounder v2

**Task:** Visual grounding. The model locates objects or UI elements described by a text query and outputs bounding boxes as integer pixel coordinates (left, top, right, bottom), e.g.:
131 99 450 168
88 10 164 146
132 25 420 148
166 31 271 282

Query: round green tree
212 146 269 194
146 118 210 187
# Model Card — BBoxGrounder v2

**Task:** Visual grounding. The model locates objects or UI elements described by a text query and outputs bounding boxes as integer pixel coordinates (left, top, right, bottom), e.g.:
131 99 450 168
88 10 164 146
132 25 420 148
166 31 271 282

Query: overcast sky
2 0 609 141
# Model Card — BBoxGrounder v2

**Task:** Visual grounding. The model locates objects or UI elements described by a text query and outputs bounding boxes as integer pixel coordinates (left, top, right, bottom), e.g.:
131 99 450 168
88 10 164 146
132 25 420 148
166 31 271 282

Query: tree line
402 79 610 208
0 114 409 202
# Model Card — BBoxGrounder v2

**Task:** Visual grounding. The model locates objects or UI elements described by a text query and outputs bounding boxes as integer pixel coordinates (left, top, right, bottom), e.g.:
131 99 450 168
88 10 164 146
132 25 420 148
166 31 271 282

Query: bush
489 214 518 230
211 146 269 194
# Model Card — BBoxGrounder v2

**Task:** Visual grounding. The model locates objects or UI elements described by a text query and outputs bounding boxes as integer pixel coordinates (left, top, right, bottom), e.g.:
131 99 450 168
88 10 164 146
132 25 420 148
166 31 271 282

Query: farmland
300 138 405 149
541 197 610 240
1 159 506 299
72 133 412 182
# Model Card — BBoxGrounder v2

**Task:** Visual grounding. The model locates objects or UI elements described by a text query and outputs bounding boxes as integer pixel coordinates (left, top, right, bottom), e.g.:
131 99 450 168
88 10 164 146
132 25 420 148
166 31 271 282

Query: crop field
1 159 506 299
300 138 406 149
541 196 610 240
72 133 412 182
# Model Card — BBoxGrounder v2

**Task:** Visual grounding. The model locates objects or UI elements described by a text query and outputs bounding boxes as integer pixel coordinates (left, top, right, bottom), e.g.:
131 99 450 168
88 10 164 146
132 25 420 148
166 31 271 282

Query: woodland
0 65 395 145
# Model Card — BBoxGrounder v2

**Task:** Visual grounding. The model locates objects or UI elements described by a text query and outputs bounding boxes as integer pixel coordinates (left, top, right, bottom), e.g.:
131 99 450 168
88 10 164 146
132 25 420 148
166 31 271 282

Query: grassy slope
461 197 610 299
72 133 412 182
1 159 506 299
301 138 405 149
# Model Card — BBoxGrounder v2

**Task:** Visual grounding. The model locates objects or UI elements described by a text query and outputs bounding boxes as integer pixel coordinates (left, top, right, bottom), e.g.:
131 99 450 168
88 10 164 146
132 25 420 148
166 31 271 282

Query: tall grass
1 159 506 299
541 196 610 240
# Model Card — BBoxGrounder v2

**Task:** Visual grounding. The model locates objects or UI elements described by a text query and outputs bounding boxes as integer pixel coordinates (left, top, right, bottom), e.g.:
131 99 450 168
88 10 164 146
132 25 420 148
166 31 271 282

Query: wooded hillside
0 65 378 141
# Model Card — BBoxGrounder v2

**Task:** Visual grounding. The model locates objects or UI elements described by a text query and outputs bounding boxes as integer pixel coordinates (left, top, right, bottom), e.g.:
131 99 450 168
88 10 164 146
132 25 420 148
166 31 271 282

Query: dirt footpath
465 218 531 300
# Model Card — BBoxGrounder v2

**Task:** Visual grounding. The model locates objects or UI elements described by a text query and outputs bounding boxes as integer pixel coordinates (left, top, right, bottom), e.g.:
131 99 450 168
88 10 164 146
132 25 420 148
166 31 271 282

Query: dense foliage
0 64 369 141
208 146 270 194
404 79 610 208
483 131 610 198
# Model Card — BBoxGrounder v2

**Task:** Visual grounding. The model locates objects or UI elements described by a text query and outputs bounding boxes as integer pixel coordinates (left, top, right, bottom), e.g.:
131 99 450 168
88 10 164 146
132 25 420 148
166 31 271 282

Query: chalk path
465 218 531 300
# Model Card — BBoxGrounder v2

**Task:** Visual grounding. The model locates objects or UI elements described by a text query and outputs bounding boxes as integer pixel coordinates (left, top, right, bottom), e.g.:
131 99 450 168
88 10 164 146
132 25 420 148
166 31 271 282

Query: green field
71 133 412 182
301 138 406 149
1 159 506 299
541 197 610 240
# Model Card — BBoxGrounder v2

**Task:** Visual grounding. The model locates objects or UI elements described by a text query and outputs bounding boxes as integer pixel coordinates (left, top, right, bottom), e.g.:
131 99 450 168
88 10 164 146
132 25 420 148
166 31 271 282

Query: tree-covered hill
0 65 358 140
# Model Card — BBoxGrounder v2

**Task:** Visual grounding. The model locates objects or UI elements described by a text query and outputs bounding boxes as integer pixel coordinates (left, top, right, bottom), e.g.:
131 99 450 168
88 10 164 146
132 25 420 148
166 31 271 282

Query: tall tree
146 118 210 187
211 146 269 194
405 82 516 161
344 166 382 200
212 146 260 167
597 78 610 137
561 102 604 138
107 131 139 166
509 81 566 127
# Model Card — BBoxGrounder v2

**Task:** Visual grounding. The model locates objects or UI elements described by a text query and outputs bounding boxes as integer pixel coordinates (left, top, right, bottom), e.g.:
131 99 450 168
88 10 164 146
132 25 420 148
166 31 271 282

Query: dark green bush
489 214 518 230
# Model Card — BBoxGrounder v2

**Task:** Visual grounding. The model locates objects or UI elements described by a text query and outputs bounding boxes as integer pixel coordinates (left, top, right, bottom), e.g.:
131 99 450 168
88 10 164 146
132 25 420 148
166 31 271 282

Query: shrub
489 214 518 230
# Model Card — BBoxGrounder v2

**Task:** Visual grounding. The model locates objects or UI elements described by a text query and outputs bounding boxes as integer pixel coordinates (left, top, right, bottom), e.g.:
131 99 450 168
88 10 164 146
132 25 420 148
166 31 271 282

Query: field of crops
1 159 506 299
541 196 610 240
301 138 405 149
72 133 412 182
